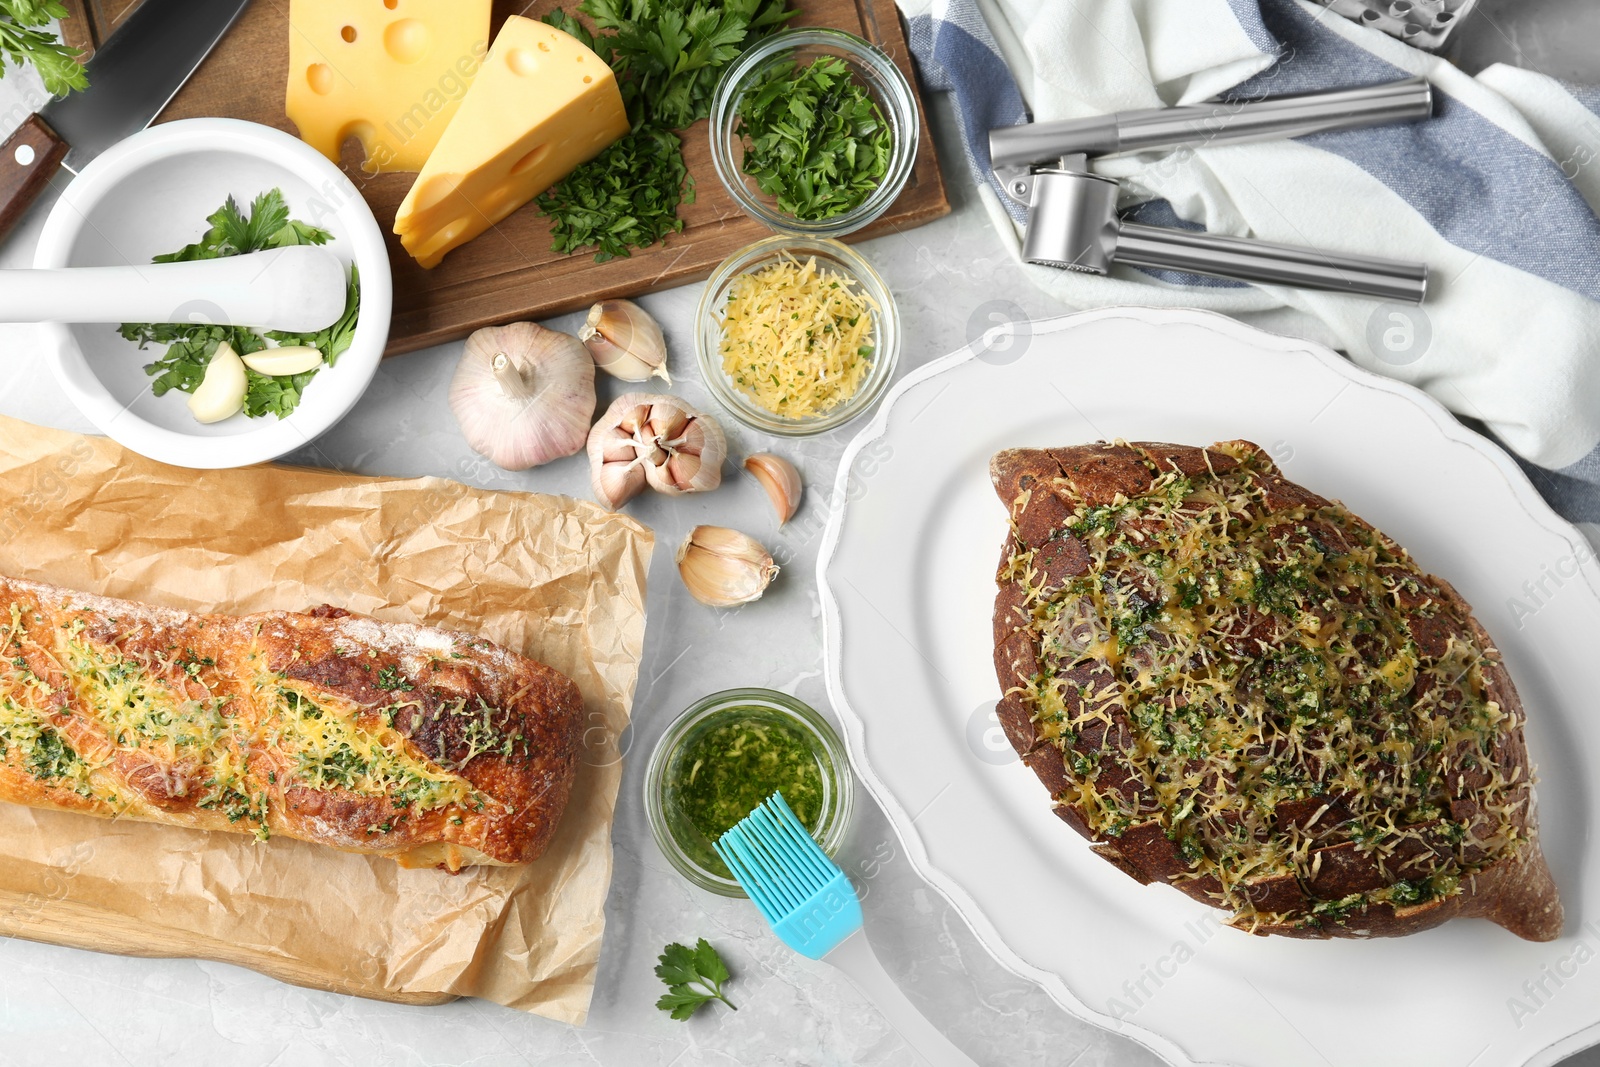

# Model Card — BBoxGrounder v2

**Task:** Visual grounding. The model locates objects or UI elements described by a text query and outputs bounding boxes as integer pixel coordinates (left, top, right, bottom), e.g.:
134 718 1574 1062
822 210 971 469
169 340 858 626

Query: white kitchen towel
902 0 1600 513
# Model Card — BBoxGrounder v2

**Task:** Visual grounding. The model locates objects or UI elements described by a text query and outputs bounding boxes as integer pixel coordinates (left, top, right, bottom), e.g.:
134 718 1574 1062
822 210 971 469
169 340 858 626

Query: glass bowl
644 688 854 897
709 27 920 238
694 233 900 437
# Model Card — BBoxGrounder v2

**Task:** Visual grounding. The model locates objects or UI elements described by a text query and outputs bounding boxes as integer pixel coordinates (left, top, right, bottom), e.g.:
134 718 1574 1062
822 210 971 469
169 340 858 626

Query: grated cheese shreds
718 253 878 419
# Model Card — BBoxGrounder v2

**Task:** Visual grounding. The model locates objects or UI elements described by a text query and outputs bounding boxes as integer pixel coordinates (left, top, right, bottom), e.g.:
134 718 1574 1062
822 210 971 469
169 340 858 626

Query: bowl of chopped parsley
708 27 919 238
32 118 392 469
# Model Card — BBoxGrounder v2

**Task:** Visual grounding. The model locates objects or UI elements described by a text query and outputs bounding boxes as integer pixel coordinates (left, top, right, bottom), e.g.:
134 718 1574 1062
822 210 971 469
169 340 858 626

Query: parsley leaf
736 55 891 221
153 190 331 263
654 938 737 1020
0 1 86 97
118 189 358 420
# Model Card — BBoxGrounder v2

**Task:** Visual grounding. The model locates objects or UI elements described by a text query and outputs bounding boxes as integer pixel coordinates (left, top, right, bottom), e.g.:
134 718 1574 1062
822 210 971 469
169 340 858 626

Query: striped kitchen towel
902 0 1600 527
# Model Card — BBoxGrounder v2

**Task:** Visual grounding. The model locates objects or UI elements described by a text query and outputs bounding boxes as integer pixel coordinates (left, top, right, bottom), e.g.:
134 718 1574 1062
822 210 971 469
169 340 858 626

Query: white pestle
0 246 348 333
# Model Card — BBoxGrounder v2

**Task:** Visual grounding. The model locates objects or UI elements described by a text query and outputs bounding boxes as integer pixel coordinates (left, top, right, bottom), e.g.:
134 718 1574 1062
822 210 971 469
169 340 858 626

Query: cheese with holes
393 16 629 269
285 0 491 174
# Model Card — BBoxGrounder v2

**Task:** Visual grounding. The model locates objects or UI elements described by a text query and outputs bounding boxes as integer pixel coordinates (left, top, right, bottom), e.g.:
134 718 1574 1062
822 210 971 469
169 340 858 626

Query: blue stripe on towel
1222 0 1280 55
907 13 1030 224
1562 79 1600 119
1231 0 1600 301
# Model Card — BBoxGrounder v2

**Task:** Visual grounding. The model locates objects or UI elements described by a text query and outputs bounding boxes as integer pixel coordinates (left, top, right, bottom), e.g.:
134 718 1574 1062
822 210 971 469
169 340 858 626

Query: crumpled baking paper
0 415 653 1024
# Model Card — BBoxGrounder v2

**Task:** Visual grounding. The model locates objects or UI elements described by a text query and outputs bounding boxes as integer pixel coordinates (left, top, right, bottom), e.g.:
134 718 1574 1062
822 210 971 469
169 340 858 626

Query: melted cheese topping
717 253 877 419
264 680 479 815
1003 443 1527 931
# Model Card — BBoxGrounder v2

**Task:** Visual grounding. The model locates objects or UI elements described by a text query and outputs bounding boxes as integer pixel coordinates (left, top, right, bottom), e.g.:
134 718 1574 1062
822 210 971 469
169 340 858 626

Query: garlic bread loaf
990 441 1561 940
0 576 584 871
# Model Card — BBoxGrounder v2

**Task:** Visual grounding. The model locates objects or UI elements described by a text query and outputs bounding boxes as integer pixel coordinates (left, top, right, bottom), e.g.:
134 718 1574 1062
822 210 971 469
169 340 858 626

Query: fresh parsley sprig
152 188 333 263
654 938 737 1021
118 189 359 420
584 0 794 130
737 55 891 221
0 0 86 97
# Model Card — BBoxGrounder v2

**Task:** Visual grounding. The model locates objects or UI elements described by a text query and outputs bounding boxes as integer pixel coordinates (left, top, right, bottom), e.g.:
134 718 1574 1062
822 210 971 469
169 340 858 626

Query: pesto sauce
667 707 827 879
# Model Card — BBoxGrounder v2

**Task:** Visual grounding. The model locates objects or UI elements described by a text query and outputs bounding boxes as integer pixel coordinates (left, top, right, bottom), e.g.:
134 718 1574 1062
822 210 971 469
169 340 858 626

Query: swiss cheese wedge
285 0 492 174
393 16 630 269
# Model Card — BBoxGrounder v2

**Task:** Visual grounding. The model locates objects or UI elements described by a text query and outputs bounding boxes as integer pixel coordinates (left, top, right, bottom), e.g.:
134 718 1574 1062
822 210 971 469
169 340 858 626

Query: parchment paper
0 415 654 1024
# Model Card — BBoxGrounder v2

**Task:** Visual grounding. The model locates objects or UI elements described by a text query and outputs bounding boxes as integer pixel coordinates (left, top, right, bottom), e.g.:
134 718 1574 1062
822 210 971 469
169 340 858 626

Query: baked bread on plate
0 576 584 871
990 440 1561 940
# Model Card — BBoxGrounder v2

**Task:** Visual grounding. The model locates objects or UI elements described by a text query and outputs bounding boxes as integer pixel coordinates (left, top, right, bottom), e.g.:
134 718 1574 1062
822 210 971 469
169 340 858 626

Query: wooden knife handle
0 115 70 248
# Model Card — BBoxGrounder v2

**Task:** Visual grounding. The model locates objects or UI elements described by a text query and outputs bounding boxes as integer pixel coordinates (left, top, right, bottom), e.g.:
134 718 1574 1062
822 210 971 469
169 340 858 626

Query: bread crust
0 576 584 870
990 441 1562 941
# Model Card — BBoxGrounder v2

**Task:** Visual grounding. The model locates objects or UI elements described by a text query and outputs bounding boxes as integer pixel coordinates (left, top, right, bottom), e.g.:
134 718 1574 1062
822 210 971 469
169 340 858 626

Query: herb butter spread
990 440 1561 941
666 706 826 879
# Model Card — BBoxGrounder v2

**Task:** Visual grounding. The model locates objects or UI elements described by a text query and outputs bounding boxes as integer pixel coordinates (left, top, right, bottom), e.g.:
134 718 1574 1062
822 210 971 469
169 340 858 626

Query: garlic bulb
677 525 779 607
578 299 670 384
586 393 726 509
450 322 596 471
744 453 803 524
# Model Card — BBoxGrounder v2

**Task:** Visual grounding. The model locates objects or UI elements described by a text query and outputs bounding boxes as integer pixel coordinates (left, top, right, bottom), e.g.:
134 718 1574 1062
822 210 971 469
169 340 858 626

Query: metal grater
1311 0 1478 51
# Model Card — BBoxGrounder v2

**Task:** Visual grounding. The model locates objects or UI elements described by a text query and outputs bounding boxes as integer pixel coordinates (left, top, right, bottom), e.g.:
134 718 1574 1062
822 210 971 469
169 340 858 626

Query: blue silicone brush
715 793 978 1067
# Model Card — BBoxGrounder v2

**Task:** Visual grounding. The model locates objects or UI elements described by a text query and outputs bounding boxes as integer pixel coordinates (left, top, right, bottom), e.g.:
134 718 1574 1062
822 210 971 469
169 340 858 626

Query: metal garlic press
1318 0 1477 52
988 78 1435 303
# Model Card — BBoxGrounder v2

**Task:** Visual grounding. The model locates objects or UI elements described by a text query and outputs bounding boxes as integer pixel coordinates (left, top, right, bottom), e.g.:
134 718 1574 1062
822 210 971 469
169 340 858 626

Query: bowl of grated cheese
695 234 900 437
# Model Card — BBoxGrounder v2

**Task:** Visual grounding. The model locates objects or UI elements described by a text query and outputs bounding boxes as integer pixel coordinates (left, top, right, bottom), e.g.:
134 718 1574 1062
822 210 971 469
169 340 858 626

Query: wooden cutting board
96 0 951 357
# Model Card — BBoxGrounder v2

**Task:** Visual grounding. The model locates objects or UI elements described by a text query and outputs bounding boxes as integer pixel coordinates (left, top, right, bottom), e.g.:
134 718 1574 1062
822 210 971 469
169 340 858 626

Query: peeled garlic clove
188 341 248 424
676 525 779 607
579 299 671 385
745 453 803 524
242 345 323 377
588 393 726 509
450 322 596 471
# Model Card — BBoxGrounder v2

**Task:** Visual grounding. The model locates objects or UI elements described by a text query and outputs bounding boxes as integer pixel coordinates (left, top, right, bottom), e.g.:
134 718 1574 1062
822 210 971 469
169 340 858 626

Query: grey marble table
2 5 1599 1061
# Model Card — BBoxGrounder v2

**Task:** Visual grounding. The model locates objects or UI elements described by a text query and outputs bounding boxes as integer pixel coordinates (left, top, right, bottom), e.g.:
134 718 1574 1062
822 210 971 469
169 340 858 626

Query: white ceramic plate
819 308 1600 1067
32 118 392 469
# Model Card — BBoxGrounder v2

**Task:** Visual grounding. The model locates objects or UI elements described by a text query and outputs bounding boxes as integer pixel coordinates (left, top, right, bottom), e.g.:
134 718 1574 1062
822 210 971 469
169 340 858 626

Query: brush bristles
714 792 840 923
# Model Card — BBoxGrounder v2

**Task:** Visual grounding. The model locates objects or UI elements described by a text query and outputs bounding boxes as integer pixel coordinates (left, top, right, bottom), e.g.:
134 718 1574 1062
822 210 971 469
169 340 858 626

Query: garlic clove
187 341 248 424
662 451 702 491
595 424 639 465
241 345 324 377
450 322 596 471
579 299 671 385
593 458 648 510
648 406 726 495
676 525 779 607
647 405 687 444
744 453 803 524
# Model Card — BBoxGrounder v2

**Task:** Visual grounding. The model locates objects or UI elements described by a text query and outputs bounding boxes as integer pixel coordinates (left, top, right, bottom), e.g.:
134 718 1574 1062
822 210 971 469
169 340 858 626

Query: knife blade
0 0 253 245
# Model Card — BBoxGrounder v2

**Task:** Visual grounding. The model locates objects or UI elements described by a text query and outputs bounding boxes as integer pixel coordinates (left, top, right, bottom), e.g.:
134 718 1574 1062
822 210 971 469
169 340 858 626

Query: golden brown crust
990 441 1561 941
0 577 583 870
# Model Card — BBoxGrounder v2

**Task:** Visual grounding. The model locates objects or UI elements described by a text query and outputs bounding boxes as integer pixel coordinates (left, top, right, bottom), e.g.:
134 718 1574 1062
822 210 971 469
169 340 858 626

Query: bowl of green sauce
645 688 854 896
